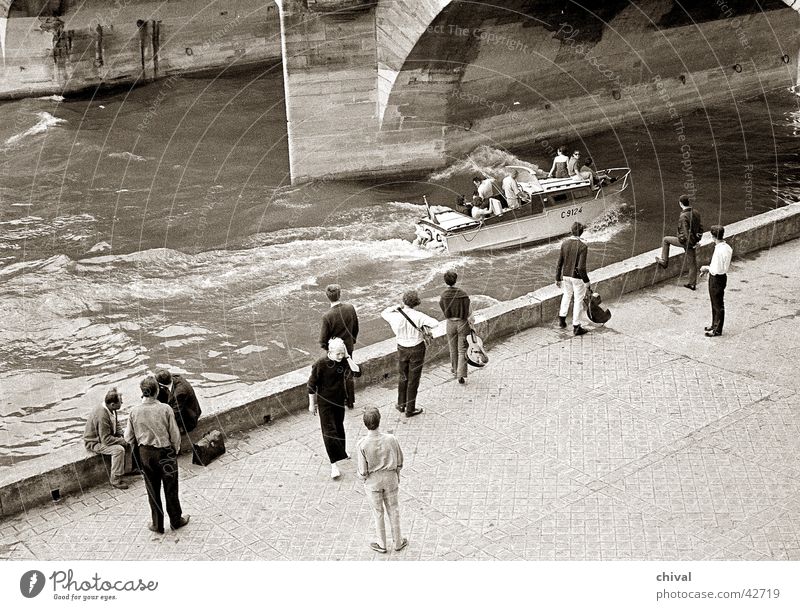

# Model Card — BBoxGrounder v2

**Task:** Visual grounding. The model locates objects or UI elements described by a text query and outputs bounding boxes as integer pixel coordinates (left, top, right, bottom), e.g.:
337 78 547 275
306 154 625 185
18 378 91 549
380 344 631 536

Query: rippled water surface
1 66 798 466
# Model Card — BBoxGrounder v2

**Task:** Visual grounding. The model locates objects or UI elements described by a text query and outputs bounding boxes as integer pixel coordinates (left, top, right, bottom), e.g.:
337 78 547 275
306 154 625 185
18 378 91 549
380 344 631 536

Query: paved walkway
2 239 799 561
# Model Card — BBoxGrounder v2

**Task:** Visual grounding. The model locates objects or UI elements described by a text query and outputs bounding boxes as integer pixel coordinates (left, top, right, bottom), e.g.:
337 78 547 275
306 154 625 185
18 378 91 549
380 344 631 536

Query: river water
1 65 798 467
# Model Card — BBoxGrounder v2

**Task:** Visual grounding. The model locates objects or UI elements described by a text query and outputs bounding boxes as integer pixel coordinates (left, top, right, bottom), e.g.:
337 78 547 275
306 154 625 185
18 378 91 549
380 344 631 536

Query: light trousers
93 444 127 484
559 276 590 327
365 470 402 550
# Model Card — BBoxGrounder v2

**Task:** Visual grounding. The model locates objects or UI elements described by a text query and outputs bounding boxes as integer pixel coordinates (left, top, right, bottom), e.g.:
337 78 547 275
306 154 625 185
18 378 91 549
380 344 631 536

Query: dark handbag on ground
397 306 434 347
466 328 489 368
192 430 226 466
584 289 612 325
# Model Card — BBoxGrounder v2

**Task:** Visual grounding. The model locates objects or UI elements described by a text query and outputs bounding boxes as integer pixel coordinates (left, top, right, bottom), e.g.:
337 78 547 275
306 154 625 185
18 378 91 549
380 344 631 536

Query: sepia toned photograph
1 0 799 606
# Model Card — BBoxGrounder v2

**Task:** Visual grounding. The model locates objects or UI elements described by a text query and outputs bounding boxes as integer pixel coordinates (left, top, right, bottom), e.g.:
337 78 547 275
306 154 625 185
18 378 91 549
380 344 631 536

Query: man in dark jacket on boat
655 194 704 290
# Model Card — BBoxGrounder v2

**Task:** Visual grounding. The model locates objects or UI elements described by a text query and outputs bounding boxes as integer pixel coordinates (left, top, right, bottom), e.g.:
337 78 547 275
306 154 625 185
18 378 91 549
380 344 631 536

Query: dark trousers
708 273 727 333
137 445 182 532
318 402 348 463
660 236 697 285
397 342 426 414
345 347 355 407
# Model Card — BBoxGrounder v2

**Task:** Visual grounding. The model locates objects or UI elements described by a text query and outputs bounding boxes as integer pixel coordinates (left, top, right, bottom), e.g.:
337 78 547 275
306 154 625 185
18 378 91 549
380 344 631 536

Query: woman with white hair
308 337 362 479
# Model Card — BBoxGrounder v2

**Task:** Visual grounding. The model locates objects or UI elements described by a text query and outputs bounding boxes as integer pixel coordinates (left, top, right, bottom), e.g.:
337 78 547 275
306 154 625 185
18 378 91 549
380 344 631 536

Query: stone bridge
3 1 800 182
277 0 800 182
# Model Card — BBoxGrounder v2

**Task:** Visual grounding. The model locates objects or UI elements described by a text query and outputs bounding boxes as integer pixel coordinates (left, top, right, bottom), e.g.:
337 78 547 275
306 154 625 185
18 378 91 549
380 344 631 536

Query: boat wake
429 145 545 182
4 112 66 146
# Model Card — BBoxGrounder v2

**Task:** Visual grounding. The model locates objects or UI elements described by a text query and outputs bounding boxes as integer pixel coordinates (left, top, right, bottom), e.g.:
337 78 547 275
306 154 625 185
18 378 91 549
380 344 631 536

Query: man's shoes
110 481 129 490
458 377 466 385
331 463 341 479
557 316 567 328
684 283 696 291
171 515 191 530
705 330 722 337
655 257 668 269
405 408 424 418
704 326 714 332
395 404 405 413
147 524 164 534
370 542 387 554
573 325 588 336
395 538 408 552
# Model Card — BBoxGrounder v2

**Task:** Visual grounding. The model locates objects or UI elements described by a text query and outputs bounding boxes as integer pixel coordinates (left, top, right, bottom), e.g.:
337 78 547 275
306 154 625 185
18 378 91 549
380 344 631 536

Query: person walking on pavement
154 368 202 433
83 387 130 490
556 222 592 336
308 337 362 479
319 284 360 409
439 270 474 384
124 376 190 534
357 408 407 554
381 289 439 417
700 225 733 337
655 194 704 290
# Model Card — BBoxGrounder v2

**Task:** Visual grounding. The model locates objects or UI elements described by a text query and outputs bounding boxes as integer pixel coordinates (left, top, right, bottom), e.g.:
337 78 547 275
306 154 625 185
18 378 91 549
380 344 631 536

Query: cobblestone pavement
2 240 799 561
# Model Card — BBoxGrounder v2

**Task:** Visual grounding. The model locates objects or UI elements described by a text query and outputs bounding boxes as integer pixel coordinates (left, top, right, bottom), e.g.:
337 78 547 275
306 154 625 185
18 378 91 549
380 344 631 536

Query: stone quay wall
1 203 799 518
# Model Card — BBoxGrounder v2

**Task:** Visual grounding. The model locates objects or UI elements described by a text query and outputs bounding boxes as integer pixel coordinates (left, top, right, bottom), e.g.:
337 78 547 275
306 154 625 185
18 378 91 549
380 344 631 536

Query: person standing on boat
308 337 362 480
556 222 592 336
319 284 360 409
439 270 474 384
547 147 570 179
655 194 704 291
502 169 528 210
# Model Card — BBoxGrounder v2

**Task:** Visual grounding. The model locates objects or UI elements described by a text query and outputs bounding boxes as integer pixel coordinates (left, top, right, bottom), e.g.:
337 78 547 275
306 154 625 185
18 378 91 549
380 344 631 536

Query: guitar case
466 329 489 368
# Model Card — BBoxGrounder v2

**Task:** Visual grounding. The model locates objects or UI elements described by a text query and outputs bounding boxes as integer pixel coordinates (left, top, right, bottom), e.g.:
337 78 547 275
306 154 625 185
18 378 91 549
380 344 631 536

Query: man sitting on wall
83 387 131 490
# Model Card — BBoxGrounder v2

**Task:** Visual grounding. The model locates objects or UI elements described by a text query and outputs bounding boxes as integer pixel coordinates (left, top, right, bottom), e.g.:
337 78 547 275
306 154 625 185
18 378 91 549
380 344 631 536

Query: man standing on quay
320 284 360 409
357 408 407 554
125 376 190 534
656 194 704 290
556 222 592 336
381 289 438 417
155 368 201 434
700 225 733 337
439 270 473 384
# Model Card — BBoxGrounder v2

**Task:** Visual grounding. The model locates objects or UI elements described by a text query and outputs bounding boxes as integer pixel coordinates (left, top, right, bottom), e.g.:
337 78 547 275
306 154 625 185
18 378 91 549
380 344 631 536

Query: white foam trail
108 152 147 162
37 94 64 102
429 145 544 182
5 112 66 145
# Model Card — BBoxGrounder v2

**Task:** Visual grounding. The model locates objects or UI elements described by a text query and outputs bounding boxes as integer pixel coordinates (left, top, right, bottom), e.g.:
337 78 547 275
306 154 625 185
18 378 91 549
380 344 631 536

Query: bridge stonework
279 0 800 183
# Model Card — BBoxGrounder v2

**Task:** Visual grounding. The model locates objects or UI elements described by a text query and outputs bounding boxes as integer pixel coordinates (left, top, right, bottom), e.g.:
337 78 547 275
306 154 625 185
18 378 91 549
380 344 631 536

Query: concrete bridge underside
279 0 800 183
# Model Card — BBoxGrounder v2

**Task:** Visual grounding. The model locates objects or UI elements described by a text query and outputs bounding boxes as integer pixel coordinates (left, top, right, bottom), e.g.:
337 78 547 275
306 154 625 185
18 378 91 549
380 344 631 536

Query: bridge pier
279 0 448 183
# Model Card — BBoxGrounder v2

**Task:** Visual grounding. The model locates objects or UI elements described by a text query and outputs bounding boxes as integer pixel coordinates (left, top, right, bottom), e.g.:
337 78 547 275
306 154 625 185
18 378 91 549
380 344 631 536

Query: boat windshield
505 165 544 193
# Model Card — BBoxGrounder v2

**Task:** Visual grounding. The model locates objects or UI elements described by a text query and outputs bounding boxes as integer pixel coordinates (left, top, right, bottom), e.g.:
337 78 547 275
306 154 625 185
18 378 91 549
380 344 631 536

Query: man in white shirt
381 290 439 417
472 176 503 216
700 225 733 337
502 169 524 210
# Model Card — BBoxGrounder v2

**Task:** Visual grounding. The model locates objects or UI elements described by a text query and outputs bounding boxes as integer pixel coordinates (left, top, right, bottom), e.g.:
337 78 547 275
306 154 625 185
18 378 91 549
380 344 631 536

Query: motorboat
414 165 631 254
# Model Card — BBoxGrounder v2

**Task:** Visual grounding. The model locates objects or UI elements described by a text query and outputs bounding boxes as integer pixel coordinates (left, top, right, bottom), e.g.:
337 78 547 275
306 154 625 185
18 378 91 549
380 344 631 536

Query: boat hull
416 167 630 254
